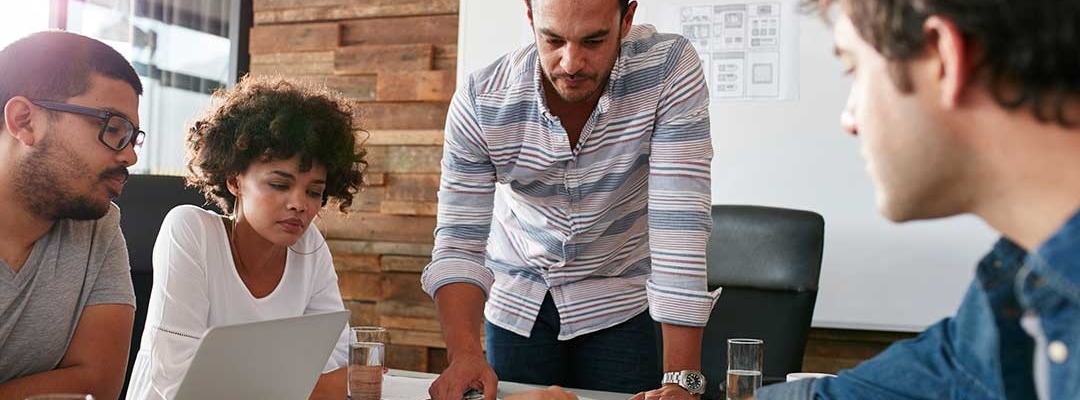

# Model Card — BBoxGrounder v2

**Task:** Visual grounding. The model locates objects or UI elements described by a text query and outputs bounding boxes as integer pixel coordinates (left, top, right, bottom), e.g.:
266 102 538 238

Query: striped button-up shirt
421 25 719 340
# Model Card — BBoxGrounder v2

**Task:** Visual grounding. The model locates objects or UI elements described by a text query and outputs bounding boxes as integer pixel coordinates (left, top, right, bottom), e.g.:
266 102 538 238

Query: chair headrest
706 205 825 292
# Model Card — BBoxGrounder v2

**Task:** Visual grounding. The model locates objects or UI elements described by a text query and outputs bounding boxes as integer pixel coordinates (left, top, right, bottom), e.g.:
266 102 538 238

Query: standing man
0 31 143 399
758 0 1080 399
423 1 718 400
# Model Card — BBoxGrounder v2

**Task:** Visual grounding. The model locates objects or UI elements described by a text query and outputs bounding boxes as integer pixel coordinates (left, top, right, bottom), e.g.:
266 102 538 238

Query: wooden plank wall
248 0 914 377
250 0 457 373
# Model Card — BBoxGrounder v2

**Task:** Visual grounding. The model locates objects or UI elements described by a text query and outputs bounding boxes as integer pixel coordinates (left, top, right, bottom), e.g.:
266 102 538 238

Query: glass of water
349 326 388 400
726 338 763 400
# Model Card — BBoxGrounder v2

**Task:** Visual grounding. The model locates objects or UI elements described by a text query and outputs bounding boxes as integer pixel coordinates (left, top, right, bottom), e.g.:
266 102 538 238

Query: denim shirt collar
983 207 1080 310
1025 207 1080 306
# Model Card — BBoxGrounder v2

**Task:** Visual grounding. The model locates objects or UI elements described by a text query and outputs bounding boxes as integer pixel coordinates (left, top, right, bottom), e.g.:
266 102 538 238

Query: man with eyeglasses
0 31 143 399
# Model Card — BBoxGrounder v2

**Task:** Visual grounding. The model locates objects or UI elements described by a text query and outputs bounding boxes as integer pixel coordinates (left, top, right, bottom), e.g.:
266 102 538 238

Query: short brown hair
526 0 632 18
185 76 366 213
0 31 142 120
805 0 1080 126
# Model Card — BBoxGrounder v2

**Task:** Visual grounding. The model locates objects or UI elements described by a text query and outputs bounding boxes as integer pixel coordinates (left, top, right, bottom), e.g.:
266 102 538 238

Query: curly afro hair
185 76 367 214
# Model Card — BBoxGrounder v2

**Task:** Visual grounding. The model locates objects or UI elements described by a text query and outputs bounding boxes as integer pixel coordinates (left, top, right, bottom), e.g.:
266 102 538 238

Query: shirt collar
1026 207 1080 300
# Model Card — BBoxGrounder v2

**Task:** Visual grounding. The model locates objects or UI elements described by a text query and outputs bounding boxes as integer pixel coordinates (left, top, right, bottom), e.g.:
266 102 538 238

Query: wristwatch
661 370 707 395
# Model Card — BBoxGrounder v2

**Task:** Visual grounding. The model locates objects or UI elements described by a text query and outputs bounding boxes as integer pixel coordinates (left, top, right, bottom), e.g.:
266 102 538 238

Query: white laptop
173 310 350 400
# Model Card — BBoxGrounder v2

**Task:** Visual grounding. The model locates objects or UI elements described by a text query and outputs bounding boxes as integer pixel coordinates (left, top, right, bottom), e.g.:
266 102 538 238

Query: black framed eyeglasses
29 99 146 151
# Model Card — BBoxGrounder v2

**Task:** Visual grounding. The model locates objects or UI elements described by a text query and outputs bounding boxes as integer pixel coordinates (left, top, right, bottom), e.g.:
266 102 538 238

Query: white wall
457 0 999 332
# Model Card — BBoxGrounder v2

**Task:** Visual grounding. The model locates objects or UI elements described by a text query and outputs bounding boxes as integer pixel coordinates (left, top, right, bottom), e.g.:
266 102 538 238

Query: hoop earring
230 194 241 245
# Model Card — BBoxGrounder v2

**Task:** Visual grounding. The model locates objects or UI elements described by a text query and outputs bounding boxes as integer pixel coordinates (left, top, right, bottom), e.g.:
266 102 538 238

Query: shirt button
1048 341 1068 364
992 260 1003 268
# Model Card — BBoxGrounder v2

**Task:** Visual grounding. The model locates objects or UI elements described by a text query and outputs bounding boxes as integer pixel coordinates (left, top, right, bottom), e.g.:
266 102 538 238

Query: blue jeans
485 293 660 394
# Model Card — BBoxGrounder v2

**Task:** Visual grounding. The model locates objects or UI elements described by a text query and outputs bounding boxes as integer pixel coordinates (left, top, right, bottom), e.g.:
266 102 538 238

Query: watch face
683 372 704 392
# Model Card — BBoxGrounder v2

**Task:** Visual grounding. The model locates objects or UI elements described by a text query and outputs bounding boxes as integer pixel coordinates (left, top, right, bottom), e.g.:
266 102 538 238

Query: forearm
0 364 123 400
309 367 347 400
661 323 704 372
434 282 488 360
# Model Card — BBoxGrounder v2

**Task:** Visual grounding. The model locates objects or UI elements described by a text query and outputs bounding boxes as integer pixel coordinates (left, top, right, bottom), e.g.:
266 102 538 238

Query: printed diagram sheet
665 1 799 100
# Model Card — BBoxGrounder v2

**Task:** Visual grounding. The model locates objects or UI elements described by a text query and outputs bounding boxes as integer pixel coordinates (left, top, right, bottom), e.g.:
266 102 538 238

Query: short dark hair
527 0 632 18
185 76 367 214
0 31 142 120
804 0 1080 126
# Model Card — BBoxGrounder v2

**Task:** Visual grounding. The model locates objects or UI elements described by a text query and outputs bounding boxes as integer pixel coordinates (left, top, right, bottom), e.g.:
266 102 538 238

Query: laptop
173 310 350 400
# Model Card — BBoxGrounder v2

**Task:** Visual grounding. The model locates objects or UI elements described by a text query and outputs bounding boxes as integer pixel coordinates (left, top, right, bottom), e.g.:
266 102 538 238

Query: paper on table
383 374 608 400
383 375 439 400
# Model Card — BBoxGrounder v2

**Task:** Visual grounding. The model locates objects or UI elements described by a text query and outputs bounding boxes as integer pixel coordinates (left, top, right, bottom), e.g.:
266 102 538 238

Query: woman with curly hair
126 76 366 400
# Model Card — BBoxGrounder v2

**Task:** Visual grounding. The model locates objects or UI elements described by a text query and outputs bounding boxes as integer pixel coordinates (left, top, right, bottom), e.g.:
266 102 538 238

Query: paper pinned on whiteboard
656 0 800 101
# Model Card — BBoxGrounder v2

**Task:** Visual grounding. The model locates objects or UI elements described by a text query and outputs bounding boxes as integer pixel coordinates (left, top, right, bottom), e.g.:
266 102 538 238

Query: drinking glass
726 338 763 400
349 326 388 400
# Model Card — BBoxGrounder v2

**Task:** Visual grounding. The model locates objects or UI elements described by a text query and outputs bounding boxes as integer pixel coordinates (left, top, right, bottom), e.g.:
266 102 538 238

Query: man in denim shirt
757 0 1080 399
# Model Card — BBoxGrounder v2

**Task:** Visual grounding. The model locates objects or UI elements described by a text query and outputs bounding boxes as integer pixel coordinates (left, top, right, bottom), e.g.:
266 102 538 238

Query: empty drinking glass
349 326 388 400
726 338 763 400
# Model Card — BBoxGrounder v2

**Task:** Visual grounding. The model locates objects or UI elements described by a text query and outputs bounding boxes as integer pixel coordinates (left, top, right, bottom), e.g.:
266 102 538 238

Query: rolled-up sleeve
421 76 498 298
645 37 720 327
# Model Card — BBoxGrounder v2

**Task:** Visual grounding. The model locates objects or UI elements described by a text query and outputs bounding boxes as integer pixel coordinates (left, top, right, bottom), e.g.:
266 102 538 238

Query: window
0 0 50 48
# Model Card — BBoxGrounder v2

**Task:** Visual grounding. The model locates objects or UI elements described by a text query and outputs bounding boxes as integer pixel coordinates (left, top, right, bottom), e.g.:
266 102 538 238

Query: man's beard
13 134 128 221
543 70 610 104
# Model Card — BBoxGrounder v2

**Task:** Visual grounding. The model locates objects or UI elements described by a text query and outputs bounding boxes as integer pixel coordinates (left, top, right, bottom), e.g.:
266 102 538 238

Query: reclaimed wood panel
335 44 433 75
801 328 914 373
386 174 440 203
386 328 445 348
328 240 433 257
251 51 335 64
356 102 449 131
249 22 341 54
255 0 458 24
386 344 429 372
364 145 443 173
381 255 430 273
345 300 378 326
322 212 436 243
381 314 442 332
349 186 385 212
250 51 335 76
434 45 457 71
363 130 444 146
377 299 436 319
333 253 380 273
253 0 354 11
376 70 455 102
381 272 430 304
380 201 437 216
428 348 449 373
362 172 386 187
288 75 377 102
338 271 382 301
342 15 458 46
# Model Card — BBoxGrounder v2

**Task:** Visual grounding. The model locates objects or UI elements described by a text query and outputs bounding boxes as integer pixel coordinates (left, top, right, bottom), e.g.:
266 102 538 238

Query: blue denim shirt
759 210 1080 399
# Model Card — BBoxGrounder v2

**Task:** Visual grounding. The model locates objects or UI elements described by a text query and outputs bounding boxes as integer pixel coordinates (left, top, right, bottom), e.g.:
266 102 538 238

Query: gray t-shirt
0 204 135 382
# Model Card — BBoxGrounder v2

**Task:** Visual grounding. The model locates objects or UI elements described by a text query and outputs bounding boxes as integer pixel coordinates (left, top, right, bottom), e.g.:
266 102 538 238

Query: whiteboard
457 0 998 332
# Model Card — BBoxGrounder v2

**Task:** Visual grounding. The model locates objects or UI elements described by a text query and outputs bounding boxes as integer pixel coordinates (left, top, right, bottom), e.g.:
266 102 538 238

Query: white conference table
388 369 632 400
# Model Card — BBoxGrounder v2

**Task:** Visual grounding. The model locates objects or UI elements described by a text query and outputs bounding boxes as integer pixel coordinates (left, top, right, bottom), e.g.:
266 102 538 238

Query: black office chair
699 205 825 400
113 174 216 399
